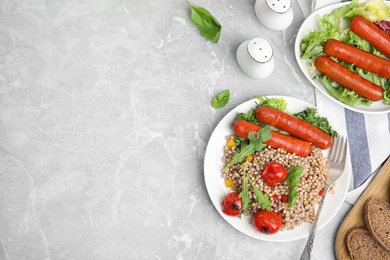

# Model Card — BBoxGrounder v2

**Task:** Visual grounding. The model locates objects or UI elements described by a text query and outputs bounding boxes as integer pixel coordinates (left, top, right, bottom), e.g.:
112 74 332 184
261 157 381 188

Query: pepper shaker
255 0 294 31
236 37 274 79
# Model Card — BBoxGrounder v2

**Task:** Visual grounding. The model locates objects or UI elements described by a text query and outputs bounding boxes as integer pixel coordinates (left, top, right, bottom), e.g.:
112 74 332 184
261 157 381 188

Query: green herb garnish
314 75 372 107
283 165 304 208
293 108 338 138
239 161 252 217
249 178 271 211
288 187 298 208
223 127 272 172
253 95 289 112
212 90 230 108
186 1 221 43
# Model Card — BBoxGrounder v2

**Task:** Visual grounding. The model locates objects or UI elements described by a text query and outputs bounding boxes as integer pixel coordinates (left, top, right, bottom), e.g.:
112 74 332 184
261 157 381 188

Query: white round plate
204 95 351 242
294 2 390 114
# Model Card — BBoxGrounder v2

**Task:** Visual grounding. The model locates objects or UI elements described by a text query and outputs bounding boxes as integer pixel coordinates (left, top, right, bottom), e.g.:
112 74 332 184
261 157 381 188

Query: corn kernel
226 138 236 149
225 179 233 188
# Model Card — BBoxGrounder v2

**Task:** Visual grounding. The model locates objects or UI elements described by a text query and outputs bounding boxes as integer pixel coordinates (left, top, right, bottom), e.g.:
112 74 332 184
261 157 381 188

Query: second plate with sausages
294 1 390 114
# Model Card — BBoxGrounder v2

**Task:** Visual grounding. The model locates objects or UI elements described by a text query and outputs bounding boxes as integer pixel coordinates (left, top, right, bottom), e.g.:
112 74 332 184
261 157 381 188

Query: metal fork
300 136 348 260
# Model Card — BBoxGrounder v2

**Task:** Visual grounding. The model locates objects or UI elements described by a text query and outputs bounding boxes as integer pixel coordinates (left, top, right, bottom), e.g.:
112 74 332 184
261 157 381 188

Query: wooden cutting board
335 157 390 259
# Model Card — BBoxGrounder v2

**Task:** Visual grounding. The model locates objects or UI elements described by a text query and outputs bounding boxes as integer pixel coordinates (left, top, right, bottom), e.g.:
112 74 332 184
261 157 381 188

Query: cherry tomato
262 162 287 187
318 189 324 197
253 210 283 235
221 192 242 217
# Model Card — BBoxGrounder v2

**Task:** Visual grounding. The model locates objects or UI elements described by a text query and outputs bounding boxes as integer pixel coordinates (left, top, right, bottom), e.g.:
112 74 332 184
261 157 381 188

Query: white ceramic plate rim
294 1 390 114
204 95 351 242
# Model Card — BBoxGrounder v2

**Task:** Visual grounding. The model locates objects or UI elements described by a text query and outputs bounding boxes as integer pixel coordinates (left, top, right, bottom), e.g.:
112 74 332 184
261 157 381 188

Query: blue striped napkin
316 91 390 189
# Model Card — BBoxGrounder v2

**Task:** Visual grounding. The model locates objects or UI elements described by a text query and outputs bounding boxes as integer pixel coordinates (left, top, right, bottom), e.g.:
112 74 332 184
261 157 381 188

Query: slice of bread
346 227 390 260
365 198 390 251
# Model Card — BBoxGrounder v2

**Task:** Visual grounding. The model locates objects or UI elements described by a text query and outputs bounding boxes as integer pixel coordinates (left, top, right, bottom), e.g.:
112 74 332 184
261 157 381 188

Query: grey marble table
0 0 355 259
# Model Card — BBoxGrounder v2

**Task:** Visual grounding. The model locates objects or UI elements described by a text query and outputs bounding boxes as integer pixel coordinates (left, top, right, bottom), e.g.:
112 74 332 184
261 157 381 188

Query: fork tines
328 136 348 163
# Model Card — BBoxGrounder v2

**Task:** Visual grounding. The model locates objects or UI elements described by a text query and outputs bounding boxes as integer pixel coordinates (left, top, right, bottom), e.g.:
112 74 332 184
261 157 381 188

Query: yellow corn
225 179 233 188
246 155 253 162
226 138 236 149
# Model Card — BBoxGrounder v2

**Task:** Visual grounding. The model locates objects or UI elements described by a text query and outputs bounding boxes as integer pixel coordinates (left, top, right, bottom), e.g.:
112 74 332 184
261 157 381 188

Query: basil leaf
249 178 271 211
289 166 304 187
186 1 221 43
288 187 297 208
283 165 304 185
239 161 252 217
223 127 271 172
212 90 230 108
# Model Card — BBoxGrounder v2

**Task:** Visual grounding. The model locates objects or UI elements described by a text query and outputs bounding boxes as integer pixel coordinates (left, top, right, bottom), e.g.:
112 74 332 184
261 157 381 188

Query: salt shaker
236 37 274 79
255 0 294 31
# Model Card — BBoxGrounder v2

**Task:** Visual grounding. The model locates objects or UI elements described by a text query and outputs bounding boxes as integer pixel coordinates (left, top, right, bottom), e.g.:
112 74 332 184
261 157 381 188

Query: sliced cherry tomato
318 189 324 197
280 194 289 203
253 210 283 235
221 192 242 217
272 195 279 201
262 162 287 187
305 175 311 180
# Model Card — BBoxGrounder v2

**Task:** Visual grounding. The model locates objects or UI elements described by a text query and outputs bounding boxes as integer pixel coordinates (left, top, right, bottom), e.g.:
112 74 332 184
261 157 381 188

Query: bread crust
365 198 390 251
346 227 390 260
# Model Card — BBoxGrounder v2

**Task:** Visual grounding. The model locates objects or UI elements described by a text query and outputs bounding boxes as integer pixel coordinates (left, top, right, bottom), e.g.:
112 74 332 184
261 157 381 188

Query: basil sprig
186 1 221 43
283 166 304 208
212 89 230 108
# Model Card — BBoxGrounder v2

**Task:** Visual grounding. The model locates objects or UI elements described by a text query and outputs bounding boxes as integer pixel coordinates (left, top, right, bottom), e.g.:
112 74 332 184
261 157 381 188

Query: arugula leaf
212 90 230 108
239 161 252 217
293 108 338 138
288 187 298 208
223 127 272 172
186 1 221 43
248 178 271 211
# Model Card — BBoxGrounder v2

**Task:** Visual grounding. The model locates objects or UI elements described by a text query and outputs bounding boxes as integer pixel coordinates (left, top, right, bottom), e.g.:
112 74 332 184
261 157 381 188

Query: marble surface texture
0 0 356 259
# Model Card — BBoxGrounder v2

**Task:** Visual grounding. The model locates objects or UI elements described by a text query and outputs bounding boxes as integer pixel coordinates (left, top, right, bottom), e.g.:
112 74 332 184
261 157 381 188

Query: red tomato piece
262 162 287 187
221 192 243 217
280 194 289 203
272 195 279 201
253 210 283 235
318 189 324 197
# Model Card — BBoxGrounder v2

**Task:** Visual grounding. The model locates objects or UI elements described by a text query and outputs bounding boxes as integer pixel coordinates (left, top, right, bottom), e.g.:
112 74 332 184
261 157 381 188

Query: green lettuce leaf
314 75 372 107
343 0 390 21
293 108 338 138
